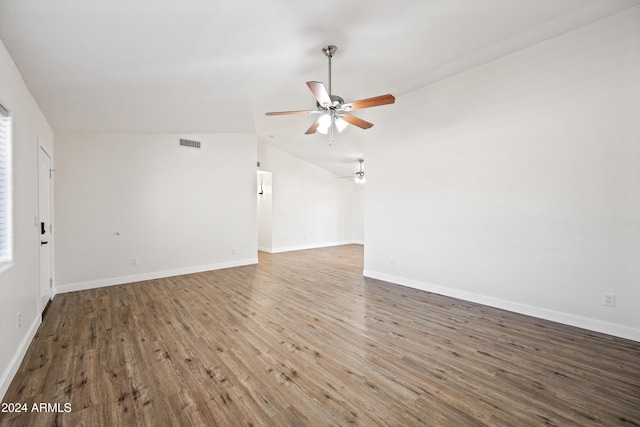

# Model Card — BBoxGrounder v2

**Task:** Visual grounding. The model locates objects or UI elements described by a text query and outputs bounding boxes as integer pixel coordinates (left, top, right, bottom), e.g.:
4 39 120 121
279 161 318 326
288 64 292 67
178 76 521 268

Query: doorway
38 145 53 311
257 171 272 252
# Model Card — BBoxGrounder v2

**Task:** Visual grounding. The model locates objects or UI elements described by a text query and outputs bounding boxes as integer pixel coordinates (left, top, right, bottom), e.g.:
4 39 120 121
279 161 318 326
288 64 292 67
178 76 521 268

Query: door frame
38 142 53 312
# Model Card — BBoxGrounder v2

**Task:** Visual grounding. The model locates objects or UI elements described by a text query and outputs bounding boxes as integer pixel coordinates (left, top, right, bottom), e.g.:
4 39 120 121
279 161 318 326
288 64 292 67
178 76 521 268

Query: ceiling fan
340 159 366 184
265 45 395 143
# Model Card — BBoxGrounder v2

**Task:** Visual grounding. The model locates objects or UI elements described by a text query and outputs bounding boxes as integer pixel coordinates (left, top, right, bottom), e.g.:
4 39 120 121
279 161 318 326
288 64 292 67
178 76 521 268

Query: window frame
0 101 13 267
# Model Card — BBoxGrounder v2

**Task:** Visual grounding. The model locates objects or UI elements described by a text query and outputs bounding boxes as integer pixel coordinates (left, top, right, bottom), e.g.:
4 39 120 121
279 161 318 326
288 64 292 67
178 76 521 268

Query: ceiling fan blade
341 94 395 111
305 118 321 134
342 114 373 130
265 109 320 116
307 81 332 107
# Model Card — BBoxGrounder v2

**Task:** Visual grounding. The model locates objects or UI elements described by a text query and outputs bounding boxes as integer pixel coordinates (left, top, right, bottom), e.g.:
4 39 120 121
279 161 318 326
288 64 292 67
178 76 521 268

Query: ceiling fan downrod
322 45 337 95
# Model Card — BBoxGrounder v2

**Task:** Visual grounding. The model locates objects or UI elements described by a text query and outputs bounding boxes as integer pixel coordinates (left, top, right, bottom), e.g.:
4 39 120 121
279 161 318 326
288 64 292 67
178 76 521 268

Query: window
0 102 12 264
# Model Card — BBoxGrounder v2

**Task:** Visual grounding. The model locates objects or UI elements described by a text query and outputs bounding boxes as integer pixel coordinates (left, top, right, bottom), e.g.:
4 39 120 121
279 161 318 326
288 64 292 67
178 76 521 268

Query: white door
39 146 53 311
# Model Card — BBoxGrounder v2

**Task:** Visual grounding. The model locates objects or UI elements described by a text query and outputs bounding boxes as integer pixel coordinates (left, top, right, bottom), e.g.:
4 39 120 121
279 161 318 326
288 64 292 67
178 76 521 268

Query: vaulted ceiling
1 0 638 176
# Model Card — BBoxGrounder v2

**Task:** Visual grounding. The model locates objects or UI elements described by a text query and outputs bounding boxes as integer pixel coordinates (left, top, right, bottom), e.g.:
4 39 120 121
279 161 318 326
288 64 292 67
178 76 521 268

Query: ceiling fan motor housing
316 95 345 111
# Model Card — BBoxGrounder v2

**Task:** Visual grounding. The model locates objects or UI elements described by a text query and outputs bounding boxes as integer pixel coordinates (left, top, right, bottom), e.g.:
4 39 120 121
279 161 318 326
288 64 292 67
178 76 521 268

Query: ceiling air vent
178 138 201 149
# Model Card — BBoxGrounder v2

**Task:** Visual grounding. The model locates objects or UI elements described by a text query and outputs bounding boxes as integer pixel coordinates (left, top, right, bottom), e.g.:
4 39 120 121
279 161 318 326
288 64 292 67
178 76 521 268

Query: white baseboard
363 270 640 343
0 314 41 401
269 241 363 254
56 258 258 294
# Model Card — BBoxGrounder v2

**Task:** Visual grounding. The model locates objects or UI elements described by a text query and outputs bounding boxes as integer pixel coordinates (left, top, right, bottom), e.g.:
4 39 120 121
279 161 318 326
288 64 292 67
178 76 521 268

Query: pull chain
328 53 332 95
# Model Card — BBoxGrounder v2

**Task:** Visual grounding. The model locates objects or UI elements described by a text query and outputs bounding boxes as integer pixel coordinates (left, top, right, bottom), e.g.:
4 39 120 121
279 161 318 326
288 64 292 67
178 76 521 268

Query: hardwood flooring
1 244 639 426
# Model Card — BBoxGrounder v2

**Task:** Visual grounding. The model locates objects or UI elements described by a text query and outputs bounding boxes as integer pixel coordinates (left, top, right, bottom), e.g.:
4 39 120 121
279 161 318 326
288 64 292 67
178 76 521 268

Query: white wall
364 7 640 341
0 39 54 399
258 141 364 252
54 133 257 292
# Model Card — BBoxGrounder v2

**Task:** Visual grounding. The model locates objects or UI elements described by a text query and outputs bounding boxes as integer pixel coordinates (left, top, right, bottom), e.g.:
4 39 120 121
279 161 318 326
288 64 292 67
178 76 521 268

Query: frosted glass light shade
335 116 349 132
317 114 331 134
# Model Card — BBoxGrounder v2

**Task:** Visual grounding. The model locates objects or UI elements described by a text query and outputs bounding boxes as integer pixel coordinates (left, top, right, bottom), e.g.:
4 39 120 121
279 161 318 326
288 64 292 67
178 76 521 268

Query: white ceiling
1 0 638 176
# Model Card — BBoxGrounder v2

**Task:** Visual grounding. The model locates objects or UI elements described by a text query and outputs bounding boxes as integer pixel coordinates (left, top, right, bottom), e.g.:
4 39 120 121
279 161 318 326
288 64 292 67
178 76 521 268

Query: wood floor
2 245 639 426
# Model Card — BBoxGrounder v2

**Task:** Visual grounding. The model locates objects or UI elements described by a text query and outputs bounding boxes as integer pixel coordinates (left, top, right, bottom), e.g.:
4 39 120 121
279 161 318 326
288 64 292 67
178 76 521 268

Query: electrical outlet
130 258 139 267
389 259 395 267
16 312 21 330
231 248 237 255
602 293 616 307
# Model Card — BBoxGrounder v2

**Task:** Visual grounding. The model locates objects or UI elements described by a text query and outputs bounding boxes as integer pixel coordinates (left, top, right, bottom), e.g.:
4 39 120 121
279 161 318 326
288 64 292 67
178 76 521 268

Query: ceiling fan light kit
266 45 395 144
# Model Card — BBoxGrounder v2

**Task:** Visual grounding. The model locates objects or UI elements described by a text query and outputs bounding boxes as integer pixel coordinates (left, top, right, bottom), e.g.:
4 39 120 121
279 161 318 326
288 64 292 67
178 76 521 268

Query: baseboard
270 241 363 254
363 270 640 343
56 258 258 294
0 314 41 400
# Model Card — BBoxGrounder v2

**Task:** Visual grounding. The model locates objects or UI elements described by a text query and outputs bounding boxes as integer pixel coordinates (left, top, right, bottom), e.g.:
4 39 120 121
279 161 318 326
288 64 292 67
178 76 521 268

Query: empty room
1 1 639 426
